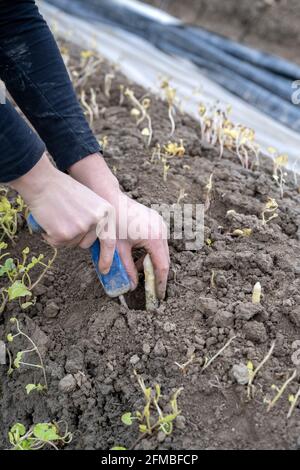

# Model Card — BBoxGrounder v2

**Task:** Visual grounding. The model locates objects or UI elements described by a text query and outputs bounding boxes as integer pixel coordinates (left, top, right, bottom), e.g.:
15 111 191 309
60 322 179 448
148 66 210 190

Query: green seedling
0 189 25 243
121 370 183 447
7 317 47 391
247 341 275 399
177 188 187 204
201 335 236 372
261 197 278 225
125 89 153 147
0 243 57 314
287 385 300 418
264 369 297 412
161 79 177 137
252 282 262 304
8 421 72 450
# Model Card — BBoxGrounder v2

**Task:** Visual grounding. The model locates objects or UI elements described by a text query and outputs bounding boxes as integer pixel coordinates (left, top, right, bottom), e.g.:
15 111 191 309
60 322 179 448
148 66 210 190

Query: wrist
68 153 121 200
9 153 58 203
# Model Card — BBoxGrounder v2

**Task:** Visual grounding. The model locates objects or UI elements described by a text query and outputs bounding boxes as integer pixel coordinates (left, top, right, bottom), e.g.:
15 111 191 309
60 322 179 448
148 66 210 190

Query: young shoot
161 79 177 137
252 282 262 304
202 336 236 373
8 421 72 450
104 73 115 99
287 384 300 418
125 89 153 147
273 153 288 198
0 189 25 244
7 317 48 391
174 354 195 374
121 370 183 447
0 244 57 314
247 341 275 399
261 198 278 225
204 173 214 213
265 369 297 412
163 140 185 158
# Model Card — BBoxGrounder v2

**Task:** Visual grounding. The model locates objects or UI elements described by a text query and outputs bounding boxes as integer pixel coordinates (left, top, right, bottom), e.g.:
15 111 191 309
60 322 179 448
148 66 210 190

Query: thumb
117 241 138 291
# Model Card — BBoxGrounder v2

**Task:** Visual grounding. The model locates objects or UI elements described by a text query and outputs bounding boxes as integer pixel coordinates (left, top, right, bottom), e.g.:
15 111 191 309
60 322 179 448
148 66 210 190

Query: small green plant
201 335 236 372
120 370 183 445
0 243 57 314
0 189 25 243
8 421 72 450
7 317 47 391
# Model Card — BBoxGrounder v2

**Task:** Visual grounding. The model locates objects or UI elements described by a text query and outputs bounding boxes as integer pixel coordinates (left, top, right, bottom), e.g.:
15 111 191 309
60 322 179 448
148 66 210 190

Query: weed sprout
0 189 25 244
0 244 57 314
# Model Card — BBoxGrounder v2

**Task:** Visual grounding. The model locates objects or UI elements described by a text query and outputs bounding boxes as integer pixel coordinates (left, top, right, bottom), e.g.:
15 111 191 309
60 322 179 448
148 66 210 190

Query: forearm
0 0 100 172
0 99 45 183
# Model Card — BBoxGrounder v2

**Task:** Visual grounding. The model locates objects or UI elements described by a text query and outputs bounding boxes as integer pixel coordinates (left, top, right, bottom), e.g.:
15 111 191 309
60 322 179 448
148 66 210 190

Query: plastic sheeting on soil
38 0 300 171
46 0 300 133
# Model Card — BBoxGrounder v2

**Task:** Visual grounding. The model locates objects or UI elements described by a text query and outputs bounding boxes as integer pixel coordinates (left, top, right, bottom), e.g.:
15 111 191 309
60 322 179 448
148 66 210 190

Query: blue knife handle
27 213 131 298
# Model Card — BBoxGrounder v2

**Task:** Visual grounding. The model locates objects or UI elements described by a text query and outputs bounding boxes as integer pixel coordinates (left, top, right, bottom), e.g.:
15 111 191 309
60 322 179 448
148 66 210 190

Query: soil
1 43 300 450
145 0 300 65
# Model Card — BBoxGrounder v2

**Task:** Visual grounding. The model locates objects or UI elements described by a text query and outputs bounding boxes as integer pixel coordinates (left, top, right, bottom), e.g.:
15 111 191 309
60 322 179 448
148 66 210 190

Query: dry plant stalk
287 384 300 418
202 336 236 372
266 369 297 412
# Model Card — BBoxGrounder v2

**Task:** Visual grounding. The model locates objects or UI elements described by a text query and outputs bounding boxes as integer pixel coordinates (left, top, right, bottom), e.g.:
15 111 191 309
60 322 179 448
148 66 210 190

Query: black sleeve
0 0 101 181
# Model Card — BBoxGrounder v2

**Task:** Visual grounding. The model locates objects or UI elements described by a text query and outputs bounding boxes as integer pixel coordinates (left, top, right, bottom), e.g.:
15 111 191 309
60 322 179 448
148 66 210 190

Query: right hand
9 153 116 274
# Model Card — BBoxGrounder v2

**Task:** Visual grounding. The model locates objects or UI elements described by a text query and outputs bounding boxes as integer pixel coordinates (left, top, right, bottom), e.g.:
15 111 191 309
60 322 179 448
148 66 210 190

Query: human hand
10 153 116 274
69 153 170 299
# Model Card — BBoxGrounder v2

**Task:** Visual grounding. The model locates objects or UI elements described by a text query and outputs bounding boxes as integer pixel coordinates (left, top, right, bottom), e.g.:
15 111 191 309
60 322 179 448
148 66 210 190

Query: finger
146 239 170 300
78 228 98 249
117 241 139 290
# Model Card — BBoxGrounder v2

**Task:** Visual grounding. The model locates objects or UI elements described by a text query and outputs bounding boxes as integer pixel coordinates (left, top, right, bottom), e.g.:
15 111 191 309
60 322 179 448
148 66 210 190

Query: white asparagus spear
143 254 159 311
